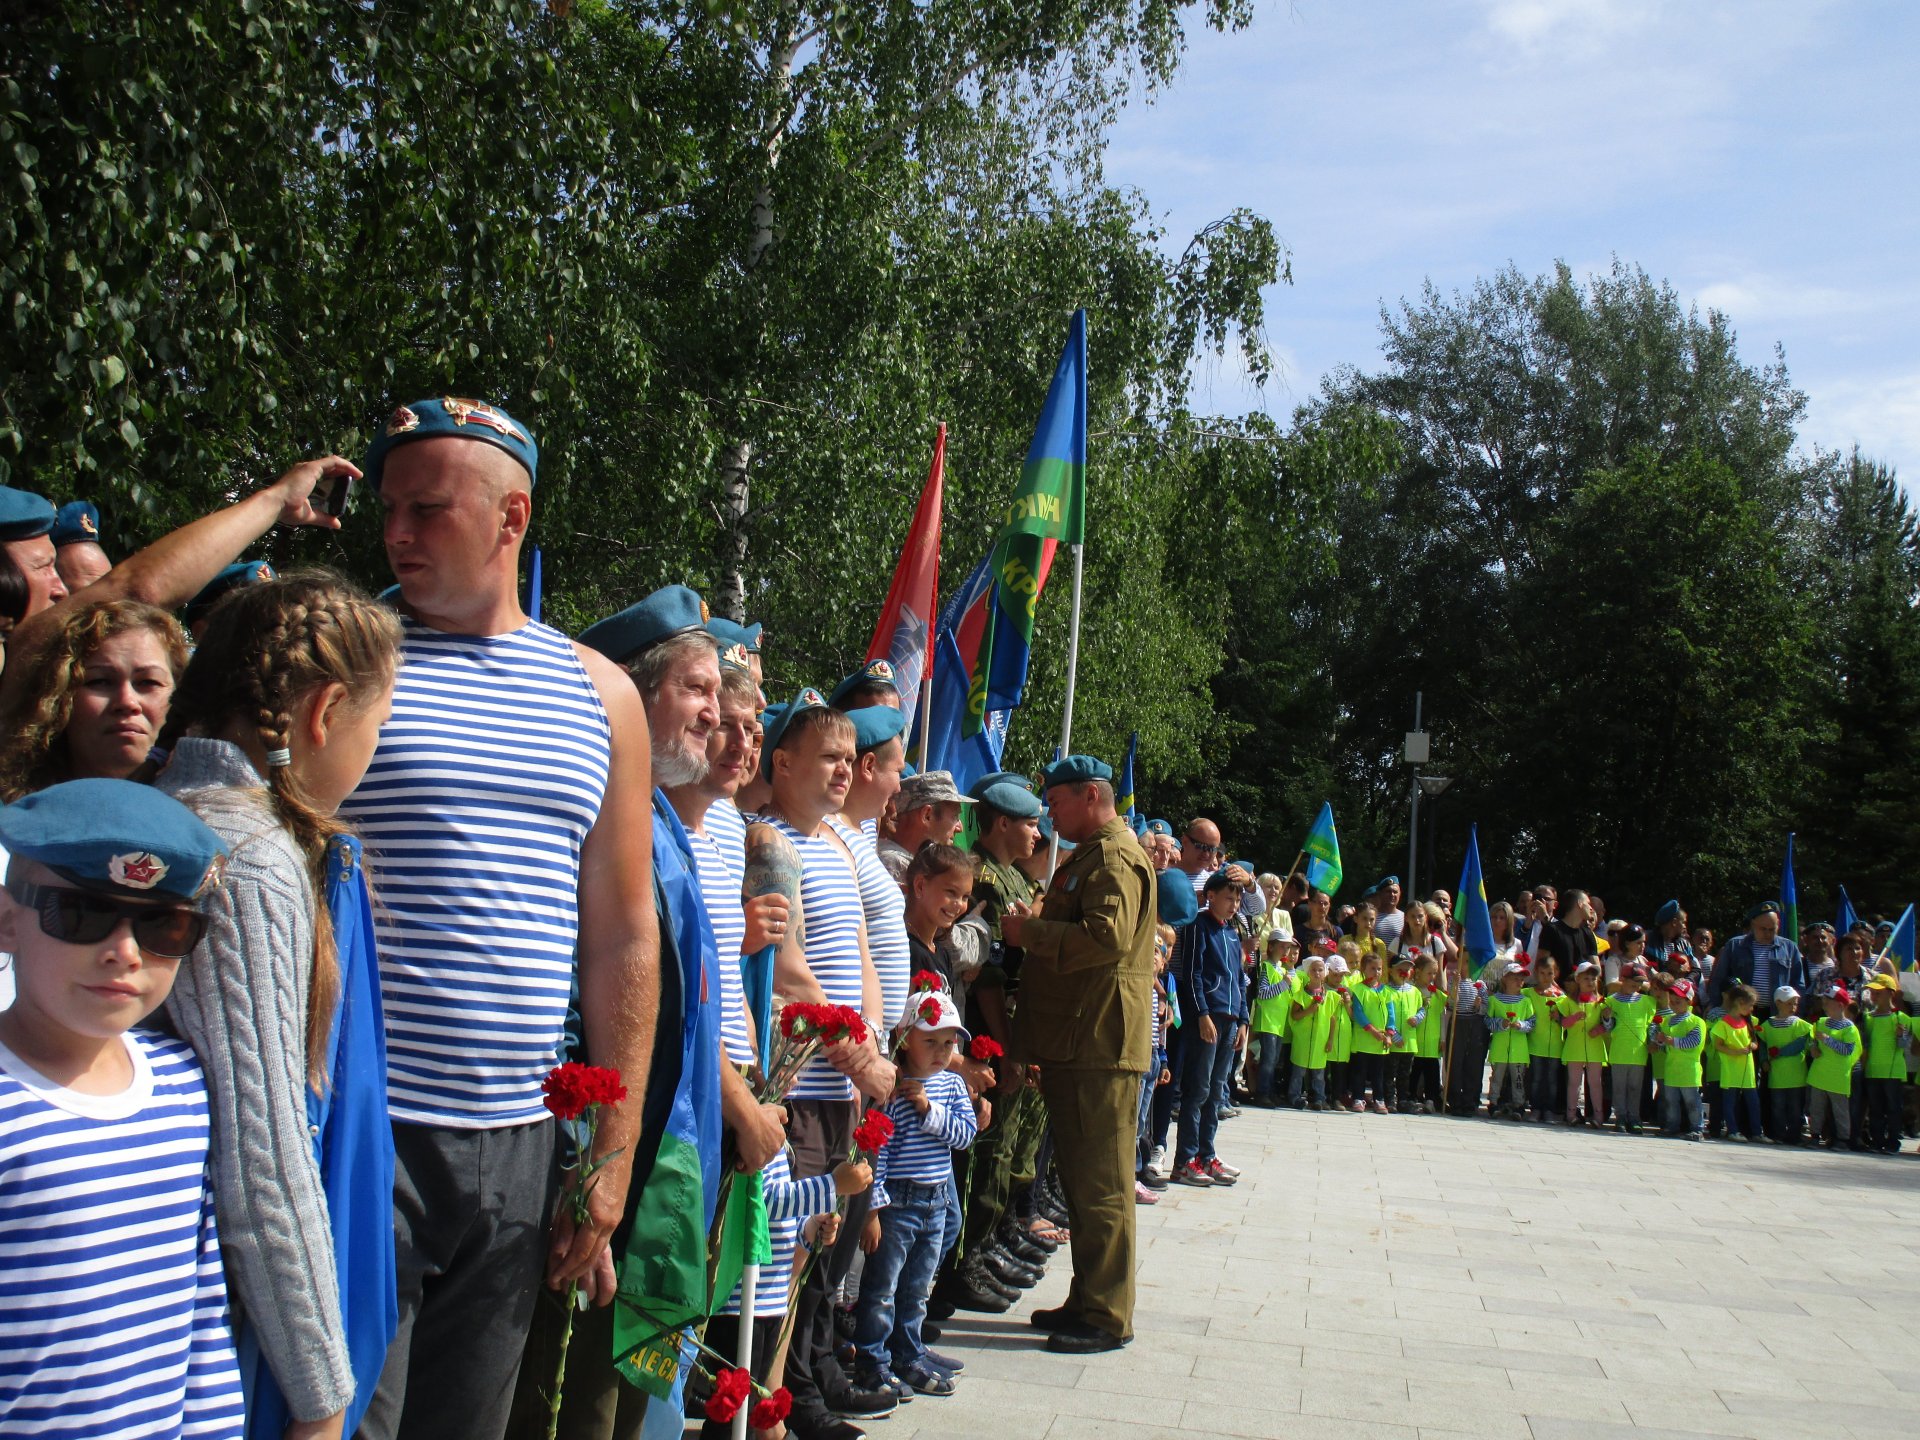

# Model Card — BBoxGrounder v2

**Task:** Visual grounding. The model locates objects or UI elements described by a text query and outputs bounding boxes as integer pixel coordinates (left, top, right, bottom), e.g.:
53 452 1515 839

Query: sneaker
1370 1101 1390 1115
1147 1144 1168 1175
1684 1132 1703 1142
1205 1158 1238 1185
1136 1168 1168 1192
1172 1160 1213 1186
1218 1105 1242 1119
1348 1100 1366 1113
1135 1180 1160 1204
828 1382 899 1420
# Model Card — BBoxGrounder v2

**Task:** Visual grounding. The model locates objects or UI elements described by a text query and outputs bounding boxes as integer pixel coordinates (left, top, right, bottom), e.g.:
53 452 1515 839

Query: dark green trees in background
2 5 1913 928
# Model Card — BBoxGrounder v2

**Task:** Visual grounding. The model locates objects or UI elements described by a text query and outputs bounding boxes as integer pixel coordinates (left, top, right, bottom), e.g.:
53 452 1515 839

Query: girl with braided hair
152 569 403 1440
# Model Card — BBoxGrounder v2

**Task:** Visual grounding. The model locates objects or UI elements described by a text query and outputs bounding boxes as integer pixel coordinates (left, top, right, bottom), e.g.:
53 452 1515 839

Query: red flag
865 425 945 739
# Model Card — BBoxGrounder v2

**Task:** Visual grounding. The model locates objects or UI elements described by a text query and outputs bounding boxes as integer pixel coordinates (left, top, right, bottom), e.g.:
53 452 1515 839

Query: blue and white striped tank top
764 816 868 1101
717 1147 836 1319
0 1031 246 1438
836 818 911 1031
344 618 611 1128
692 799 754 1067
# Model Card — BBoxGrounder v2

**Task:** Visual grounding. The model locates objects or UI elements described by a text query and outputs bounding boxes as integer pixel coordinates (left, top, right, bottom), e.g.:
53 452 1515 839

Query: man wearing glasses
1176 819 1264 914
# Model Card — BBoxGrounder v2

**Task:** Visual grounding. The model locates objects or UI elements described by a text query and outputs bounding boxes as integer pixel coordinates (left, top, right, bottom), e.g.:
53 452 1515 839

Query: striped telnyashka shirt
763 816 868 1102
0 1031 246 1438
693 798 754 1066
343 618 611 1128
836 817 911 1031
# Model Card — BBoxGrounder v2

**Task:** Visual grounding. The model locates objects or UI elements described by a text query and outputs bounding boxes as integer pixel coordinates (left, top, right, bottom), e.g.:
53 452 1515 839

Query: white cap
1327 955 1350 974
895 988 970 1042
1574 960 1600 975
1772 985 1799 1005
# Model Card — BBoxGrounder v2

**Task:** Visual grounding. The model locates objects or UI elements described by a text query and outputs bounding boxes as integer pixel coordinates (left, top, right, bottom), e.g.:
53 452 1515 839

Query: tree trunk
716 20 797 622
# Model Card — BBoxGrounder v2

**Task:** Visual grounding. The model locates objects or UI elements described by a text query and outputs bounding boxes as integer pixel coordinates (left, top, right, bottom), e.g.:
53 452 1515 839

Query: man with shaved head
345 399 662 1440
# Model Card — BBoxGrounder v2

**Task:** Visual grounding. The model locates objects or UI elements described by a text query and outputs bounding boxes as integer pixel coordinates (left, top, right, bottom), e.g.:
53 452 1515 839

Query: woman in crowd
152 572 403 1440
0 597 186 800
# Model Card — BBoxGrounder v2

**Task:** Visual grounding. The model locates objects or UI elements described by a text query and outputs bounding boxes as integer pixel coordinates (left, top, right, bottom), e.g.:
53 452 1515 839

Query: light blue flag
1454 825 1498 979
1300 802 1342 895
1884 904 1916 972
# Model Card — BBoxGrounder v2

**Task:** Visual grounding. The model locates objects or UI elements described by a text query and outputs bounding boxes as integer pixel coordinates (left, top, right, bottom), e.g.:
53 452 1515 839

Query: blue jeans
1175 1015 1238 1166
1663 1085 1703 1136
853 1178 950 1375
1136 1045 1166 1172
1287 1062 1326 1106
1253 1031 1286 1100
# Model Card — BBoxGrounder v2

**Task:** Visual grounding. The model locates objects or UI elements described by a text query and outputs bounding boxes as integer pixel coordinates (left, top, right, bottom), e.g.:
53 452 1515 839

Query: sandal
1028 1218 1068 1246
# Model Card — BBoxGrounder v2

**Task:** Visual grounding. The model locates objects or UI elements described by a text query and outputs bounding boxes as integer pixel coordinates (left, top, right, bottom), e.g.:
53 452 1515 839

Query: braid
166 572 401 1088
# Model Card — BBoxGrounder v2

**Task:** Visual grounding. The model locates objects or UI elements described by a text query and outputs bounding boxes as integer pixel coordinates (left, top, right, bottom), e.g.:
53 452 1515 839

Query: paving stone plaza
896 1108 1920 1440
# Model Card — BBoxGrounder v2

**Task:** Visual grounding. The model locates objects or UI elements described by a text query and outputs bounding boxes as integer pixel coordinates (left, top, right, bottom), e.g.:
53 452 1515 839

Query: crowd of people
1 400 1915 1440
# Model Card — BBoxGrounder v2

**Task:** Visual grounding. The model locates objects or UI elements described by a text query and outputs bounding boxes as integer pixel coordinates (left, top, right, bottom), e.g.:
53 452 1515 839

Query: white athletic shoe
1148 1144 1169 1177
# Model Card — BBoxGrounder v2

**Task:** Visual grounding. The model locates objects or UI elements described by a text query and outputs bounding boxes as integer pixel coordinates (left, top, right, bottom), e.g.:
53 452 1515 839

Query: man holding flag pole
1445 826 1499 1118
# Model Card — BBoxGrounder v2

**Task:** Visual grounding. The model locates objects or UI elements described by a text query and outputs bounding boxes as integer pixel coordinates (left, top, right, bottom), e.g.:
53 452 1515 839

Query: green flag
1301 802 1342 895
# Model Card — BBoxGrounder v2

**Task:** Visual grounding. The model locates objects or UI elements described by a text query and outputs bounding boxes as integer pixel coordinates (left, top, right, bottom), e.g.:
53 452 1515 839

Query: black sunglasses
7 880 207 959
1186 838 1224 855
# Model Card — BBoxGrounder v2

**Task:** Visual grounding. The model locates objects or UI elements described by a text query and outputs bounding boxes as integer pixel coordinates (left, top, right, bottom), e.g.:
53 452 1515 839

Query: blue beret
1129 815 1147 836
1042 754 1112 789
580 585 711 665
705 617 762 653
1655 899 1682 925
1369 875 1401 894
0 484 56 542
362 397 538 491
51 500 101 548
0 779 228 904
1156 869 1199 927
1146 818 1173 837
760 687 830 780
716 640 753 673
1745 900 1782 924
974 770 1032 795
184 559 276 626
848 703 907 754
830 659 901 708
977 781 1042 818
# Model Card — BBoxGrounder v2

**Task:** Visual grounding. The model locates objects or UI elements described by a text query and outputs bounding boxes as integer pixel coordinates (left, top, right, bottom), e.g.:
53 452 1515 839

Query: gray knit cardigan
158 738 355 1421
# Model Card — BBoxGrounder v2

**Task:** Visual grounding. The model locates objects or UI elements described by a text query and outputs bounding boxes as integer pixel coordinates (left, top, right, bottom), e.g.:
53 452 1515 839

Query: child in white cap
854 989 980 1398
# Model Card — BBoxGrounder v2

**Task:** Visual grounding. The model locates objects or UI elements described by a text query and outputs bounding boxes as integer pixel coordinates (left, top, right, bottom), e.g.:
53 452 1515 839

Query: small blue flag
1300 802 1342 895
1834 884 1858 937
1884 904 1915 972
1454 825 1497 979
1779 833 1798 944
1117 733 1138 818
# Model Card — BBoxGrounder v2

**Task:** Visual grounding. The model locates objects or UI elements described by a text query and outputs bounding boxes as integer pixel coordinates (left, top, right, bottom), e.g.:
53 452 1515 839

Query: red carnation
751 1388 793 1432
910 969 943 993
917 995 943 1025
852 1108 895 1154
1512 952 1530 967
541 1062 627 1121
969 1035 1004 1061
704 1367 753 1423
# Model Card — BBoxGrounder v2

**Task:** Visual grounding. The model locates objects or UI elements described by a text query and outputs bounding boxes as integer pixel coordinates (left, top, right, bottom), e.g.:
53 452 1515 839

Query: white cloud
1482 0 1662 58
1805 370 1920 483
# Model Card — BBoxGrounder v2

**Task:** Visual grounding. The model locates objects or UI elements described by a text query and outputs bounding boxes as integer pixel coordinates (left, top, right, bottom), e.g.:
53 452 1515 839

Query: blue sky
1105 0 1920 486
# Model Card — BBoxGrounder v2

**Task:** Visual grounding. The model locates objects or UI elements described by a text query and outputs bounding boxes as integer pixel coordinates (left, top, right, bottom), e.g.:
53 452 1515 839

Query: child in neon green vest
1326 950 1357 1109
1557 961 1609 1127
1709 983 1762 1140
1287 957 1334 1110
1651 980 1707 1138
1525 956 1565 1123
1348 953 1394 1115
1386 955 1421 1114
1485 961 1535 1119
1603 960 1656 1133
1859 974 1918 1153
1762 986 1813 1145
1410 955 1447 1114
1807 987 1860 1148
1249 934 1296 1107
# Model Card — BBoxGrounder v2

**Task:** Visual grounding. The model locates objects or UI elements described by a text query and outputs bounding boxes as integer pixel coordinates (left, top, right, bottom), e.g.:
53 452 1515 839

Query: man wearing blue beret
341 399 661 1440
0 483 66 619
828 658 901 711
51 500 113 592
1001 753 1156 1356
1708 901 1807 1018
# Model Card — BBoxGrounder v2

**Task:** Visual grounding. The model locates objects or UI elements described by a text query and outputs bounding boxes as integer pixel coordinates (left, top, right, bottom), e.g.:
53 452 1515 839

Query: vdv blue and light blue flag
1883 903 1916 972
959 310 1087 734
1779 832 1799 945
528 546 543 624
1454 825 1497 979
1300 802 1342 895
1117 733 1138 818
1834 884 1858 937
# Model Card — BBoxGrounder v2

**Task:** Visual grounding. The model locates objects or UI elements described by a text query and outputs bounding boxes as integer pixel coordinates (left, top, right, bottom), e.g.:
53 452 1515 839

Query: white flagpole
1047 541 1086 872
917 668 934 768
730 1262 757 1440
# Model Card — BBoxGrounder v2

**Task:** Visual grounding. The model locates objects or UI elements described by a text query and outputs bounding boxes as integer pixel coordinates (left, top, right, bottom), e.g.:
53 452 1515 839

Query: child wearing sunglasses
0 777 244 1437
